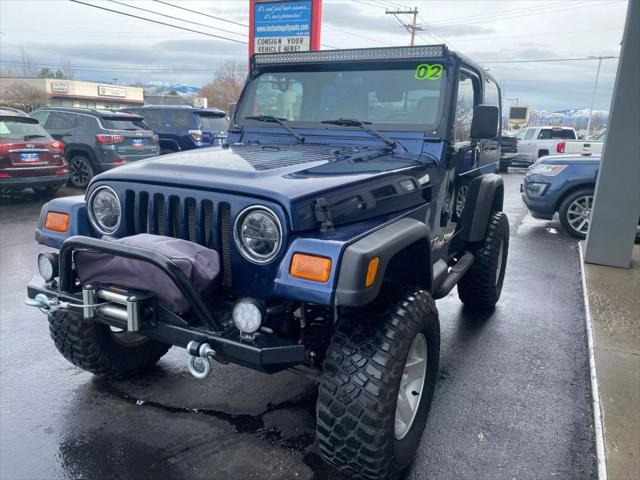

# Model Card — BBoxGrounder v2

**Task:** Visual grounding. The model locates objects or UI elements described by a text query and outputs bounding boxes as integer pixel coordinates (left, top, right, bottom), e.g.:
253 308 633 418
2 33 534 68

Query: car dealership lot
0 173 595 480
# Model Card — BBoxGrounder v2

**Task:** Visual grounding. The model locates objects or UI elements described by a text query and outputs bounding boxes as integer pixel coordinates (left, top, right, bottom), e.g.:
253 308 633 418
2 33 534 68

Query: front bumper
27 236 305 373
521 178 556 219
0 172 69 189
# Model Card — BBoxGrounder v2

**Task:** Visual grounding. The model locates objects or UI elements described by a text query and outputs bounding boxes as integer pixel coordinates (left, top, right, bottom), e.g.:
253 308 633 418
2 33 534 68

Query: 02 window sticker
415 64 444 80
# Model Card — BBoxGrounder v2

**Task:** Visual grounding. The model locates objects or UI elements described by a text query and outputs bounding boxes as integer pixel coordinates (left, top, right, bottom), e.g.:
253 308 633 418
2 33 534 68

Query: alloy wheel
566 195 593 235
395 333 428 440
70 157 91 188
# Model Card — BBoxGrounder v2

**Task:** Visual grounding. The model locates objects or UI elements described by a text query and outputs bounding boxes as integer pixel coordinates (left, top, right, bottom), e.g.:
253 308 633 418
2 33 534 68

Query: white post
585 57 603 140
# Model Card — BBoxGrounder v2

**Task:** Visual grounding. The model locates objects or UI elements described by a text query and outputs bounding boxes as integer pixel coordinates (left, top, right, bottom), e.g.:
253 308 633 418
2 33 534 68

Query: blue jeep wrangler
26 45 508 479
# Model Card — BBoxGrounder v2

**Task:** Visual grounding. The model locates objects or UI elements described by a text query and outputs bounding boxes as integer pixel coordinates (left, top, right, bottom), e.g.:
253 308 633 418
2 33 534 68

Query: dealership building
1 77 144 109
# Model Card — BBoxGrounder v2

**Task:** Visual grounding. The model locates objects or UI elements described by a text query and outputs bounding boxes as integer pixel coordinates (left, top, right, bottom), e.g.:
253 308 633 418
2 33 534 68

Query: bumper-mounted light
37 252 59 282
232 298 264 336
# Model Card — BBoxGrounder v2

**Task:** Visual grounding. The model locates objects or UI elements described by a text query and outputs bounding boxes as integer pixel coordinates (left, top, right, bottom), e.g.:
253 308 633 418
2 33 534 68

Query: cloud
430 24 495 38
322 2 393 31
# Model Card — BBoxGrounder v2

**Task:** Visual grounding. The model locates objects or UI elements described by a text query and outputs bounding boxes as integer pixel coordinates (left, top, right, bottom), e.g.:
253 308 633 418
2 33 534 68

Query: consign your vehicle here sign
249 0 322 56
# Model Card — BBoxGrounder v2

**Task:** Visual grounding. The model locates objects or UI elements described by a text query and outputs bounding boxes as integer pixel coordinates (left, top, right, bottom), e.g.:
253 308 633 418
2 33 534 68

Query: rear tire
69 155 94 189
458 211 509 309
317 288 440 479
498 159 509 173
49 309 171 379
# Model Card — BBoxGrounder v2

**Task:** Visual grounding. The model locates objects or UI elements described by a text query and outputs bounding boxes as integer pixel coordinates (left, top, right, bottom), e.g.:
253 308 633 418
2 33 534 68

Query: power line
151 0 336 49
416 13 457 50
153 0 248 28
324 26 394 46
430 1 613 27
480 56 619 64
68 0 247 45
106 0 246 38
385 7 421 46
0 60 246 72
427 1 575 26
443 26 622 44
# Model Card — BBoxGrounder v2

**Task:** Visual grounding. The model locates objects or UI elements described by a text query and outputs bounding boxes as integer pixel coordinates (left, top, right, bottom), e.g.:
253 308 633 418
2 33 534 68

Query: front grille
124 190 232 286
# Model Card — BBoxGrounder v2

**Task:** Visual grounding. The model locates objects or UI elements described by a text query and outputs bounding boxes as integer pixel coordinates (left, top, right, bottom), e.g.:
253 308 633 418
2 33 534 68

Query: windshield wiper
244 114 305 143
23 134 47 140
321 118 408 153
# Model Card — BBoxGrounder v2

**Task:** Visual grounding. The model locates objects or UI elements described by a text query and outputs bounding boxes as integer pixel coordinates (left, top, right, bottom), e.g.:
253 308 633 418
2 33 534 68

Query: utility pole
586 55 616 139
386 7 421 46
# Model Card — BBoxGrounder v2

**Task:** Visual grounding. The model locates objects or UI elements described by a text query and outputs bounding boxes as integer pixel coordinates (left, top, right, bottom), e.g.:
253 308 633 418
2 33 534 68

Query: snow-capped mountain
526 108 609 128
142 82 200 96
504 108 609 130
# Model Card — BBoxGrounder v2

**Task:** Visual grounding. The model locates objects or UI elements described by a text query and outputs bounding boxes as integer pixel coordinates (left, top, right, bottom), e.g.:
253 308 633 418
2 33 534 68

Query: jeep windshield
236 65 446 132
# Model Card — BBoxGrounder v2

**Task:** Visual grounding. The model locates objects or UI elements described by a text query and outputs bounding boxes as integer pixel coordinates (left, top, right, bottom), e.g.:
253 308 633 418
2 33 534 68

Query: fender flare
334 218 432 307
460 173 504 242
65 144 97 164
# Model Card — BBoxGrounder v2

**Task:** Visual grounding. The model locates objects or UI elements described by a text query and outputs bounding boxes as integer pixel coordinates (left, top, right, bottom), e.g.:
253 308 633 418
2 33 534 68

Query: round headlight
234 206 282 263
89 186 121 234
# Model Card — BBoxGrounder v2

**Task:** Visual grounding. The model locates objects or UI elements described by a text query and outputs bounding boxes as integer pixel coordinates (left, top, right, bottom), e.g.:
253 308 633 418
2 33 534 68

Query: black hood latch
314 197 335 232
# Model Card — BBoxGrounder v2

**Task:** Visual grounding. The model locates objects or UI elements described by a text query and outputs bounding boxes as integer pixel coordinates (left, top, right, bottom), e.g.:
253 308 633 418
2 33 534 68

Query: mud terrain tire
317 288 440 479
49 309 170 379
458 211 509 308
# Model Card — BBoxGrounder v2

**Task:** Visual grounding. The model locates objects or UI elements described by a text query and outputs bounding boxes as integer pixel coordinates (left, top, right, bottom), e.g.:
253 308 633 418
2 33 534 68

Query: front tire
558 188 594 239
49 309 171 379
458 211 509 308
317 288 440 479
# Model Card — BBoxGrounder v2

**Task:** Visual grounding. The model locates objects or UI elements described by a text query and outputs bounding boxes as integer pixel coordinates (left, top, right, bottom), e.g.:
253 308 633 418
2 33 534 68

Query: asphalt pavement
0 172 595 480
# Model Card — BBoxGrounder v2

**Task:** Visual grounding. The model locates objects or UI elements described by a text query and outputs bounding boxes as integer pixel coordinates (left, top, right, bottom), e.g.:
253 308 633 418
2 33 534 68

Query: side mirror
470 104 499 139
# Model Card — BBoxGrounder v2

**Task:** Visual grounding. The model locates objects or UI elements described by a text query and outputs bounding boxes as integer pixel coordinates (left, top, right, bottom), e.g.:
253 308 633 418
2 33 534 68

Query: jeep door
451 67 482 211
481 77 501 173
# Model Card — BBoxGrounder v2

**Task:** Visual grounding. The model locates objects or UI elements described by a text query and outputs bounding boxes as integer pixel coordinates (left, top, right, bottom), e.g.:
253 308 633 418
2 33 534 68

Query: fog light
37 253 59 282
232 299 263 334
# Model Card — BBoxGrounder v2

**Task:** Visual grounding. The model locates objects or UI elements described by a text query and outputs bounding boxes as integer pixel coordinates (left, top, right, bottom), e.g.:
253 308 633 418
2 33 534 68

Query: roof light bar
253 45 446 65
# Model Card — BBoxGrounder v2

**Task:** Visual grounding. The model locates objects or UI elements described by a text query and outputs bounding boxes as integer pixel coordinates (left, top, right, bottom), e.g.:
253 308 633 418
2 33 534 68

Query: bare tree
0 83 48 111
199 61 247 112
61 57 75 80
20 49 37 77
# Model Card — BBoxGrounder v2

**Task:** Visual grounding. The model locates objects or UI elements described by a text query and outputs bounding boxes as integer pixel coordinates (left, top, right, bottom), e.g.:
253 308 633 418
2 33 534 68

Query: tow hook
25 293 62 314
187 341 216 379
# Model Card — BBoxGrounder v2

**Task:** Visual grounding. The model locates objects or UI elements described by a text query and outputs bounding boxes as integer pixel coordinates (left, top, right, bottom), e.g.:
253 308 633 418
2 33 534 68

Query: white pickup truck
514 126 603 165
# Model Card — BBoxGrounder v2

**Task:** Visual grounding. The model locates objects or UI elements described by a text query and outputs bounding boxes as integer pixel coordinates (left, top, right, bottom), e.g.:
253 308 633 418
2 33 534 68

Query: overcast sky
0 0 629 111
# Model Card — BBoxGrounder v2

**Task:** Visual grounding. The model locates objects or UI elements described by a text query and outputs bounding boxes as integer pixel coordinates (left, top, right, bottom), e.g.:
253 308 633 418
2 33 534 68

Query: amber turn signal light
290 253 331 282
365 257 380 288
44 211 69 232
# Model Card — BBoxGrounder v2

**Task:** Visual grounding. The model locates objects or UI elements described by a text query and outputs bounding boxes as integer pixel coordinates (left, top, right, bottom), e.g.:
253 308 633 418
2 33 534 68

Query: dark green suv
30 107 160 188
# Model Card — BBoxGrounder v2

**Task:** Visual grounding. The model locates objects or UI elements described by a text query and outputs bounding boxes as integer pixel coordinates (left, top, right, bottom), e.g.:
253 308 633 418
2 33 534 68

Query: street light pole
586 56 615 139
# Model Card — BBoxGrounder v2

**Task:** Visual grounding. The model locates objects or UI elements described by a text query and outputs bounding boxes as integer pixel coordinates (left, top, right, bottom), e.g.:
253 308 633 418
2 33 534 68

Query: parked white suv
515 126 603 165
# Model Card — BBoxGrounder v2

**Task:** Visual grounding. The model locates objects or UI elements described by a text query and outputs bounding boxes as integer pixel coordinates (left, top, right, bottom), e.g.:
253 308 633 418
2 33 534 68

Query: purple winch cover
75 234 220 314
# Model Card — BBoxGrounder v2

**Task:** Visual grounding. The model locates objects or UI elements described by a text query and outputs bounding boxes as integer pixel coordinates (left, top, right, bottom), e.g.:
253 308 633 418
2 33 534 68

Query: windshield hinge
314 198 334 232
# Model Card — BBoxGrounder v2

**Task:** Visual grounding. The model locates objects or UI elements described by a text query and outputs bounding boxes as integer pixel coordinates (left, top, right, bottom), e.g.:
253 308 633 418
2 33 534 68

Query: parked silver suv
30 107 160 188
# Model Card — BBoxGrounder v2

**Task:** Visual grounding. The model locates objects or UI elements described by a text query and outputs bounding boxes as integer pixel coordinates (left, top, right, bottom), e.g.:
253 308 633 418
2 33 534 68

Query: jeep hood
93 143 440 231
